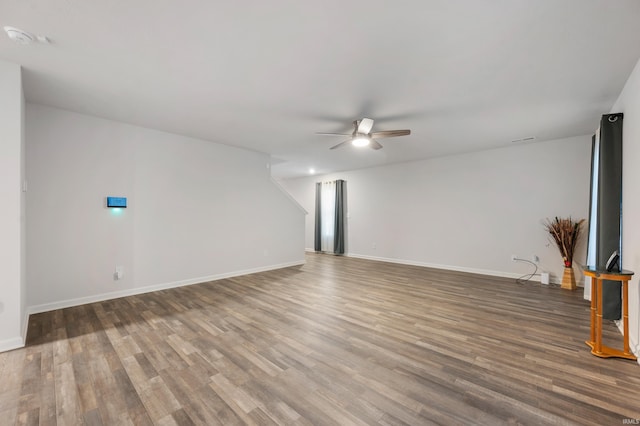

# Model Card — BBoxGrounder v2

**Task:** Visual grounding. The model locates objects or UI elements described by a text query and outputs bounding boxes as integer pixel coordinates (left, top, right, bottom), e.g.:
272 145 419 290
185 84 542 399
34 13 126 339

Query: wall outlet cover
114 266 124 280
541 272 550 285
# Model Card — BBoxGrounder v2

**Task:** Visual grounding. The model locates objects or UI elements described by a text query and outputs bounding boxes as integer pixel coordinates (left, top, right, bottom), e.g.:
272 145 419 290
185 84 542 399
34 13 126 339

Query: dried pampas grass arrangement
544 217 585 267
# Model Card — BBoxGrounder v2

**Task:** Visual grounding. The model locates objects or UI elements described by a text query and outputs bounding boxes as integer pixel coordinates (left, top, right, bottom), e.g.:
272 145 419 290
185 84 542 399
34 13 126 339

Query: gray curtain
587 113 623 319
334 179 346 255
314 182 322 252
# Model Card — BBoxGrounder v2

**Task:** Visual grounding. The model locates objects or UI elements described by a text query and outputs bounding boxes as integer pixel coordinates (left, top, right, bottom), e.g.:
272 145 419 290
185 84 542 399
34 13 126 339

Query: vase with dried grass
544 216 585 290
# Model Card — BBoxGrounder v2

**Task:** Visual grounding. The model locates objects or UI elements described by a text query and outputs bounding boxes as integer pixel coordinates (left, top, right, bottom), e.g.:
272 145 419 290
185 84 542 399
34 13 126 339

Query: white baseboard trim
27 260 305 316
0 316 29 354
308 251 583 287
0 336 24 353
345 252 542 282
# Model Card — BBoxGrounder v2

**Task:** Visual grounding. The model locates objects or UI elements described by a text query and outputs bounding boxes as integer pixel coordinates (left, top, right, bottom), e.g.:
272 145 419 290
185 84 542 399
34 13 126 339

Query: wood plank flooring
2 253 640 425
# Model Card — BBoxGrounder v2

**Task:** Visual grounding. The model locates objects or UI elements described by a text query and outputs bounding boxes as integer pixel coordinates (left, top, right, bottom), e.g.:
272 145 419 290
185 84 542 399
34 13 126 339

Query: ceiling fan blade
370 129 411 138
316 132 351 136
370 139 383 150
357 118 374 135
329 139 352 150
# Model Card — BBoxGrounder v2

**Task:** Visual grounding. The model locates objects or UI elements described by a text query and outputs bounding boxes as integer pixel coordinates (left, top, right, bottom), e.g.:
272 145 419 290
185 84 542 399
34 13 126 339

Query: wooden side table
583 267 636 360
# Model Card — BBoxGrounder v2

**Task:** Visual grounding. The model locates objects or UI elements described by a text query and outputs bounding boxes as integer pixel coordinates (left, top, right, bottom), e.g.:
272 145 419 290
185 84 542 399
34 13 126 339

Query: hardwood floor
2 253 640 425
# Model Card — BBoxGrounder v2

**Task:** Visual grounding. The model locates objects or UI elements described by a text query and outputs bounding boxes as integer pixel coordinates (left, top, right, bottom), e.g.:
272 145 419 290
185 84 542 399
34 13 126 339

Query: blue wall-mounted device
106 197 127 208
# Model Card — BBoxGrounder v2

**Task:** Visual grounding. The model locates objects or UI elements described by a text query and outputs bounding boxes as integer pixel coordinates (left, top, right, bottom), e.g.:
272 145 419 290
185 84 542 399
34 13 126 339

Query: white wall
611 56 640 360
26 104 305 312
281 135 592 284
20 67 27 345
0 61 25 351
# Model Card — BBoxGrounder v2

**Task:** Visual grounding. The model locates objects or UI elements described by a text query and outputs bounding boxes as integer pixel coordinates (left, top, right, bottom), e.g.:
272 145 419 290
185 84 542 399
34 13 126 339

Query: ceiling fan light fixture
321 117 410 151
352 136 371 147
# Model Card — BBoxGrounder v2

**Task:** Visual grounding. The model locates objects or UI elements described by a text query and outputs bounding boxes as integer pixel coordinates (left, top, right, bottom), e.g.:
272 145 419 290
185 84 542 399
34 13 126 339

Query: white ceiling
2 1 640 179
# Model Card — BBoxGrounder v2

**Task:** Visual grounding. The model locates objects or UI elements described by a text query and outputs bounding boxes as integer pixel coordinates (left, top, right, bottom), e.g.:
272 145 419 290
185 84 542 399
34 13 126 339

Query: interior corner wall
611 55 640 359
0 61 24 351
280 135 591 284
26 104 305 313
20 68 27 342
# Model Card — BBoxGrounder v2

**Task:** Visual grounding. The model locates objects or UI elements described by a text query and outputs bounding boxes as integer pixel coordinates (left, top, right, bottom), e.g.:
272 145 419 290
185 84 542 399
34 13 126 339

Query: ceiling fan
317 118 411 150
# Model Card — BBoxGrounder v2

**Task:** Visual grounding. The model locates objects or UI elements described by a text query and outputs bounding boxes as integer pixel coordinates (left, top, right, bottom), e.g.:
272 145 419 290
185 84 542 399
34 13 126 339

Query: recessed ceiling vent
511 136 536 143
3 26 49 44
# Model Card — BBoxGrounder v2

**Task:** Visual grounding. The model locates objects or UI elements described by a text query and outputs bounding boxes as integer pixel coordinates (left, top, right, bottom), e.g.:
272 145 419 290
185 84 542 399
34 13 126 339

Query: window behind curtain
314 179 346 255
320 181 336 252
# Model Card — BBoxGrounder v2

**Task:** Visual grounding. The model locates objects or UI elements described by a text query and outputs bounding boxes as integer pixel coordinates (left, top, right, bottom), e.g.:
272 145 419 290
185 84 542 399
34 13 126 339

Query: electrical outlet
511 254 517 261
532 255 539 263
541 272 550 284
114 266 124 280
372 242 377 249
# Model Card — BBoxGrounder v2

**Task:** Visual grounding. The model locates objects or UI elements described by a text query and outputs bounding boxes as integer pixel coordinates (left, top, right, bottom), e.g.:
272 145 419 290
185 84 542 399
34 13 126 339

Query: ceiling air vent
511 137 535 143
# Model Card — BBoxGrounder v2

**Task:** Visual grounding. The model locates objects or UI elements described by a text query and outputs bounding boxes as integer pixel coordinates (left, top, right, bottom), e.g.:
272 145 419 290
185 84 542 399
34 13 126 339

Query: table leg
589 276 596 345
622 281 631 356
595 278 603 354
